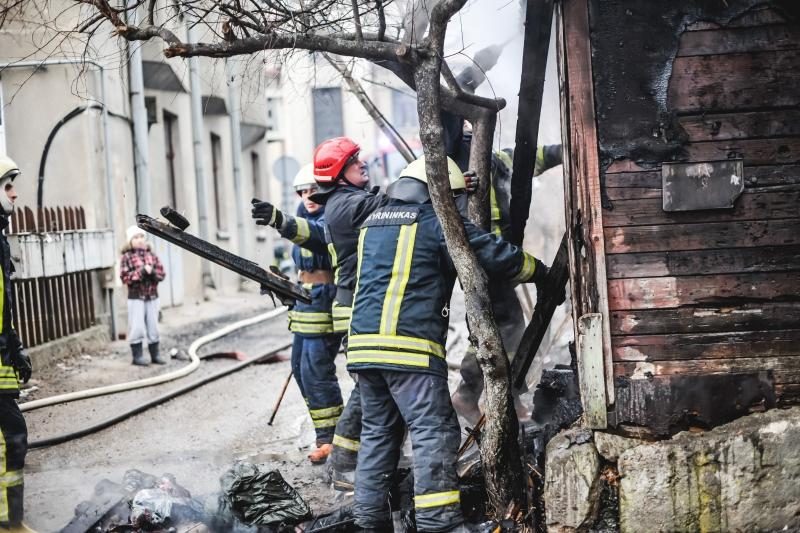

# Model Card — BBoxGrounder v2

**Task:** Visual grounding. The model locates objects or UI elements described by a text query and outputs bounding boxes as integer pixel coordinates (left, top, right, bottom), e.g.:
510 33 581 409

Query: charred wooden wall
563 0 800 435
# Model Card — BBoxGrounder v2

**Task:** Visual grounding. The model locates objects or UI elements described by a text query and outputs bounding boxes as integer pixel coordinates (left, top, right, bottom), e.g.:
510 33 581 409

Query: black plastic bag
219 463 312 527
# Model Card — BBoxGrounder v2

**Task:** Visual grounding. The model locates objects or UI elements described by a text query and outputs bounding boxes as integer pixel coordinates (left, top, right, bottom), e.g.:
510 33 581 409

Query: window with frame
210 133 227 233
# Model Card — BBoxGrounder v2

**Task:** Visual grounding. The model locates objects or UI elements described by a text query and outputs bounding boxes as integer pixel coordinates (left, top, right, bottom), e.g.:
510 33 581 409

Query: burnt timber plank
610 302 800 336
560 0 614 401
612 329 800 361
614 356 800 384
606 245 800 279
607 271 799 311
684 137 800 166
612 372 776 436
605 165 800 189
604 188 800 227
677 24 800 57
679 109 800 142
669 50 800 114
605 219 800 254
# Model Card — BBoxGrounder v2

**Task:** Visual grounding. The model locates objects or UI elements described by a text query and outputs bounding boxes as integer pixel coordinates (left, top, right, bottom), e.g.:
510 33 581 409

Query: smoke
444 0 561 149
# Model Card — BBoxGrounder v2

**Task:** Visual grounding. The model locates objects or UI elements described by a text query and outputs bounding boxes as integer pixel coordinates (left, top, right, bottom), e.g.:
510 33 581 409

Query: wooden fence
8 206 97 348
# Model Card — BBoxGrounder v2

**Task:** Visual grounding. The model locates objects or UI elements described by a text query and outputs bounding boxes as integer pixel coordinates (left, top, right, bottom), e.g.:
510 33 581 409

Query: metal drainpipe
125 0 151 216
0 58 119 339
225 58 247 271
186 21 214 291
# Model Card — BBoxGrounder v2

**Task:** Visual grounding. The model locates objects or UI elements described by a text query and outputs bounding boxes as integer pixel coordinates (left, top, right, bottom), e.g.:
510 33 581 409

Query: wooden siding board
614 356 800 385
669 50 800 114
677 24 800 57
607 272 799 311
612 329 800 361
604 188 800 227
605 165 800 189
606 245 800 279
605 219 800 254
610 303 800 336
684 137 800 166
679 110 800 142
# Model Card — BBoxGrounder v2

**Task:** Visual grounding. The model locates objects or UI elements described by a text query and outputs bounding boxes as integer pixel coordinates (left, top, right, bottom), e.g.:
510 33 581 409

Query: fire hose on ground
27 307 292 449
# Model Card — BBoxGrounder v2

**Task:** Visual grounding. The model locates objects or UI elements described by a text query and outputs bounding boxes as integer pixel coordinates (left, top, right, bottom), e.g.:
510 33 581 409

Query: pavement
22 291 353 531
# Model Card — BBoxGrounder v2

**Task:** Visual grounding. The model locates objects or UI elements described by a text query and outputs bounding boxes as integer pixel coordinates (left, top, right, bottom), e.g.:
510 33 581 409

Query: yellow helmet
0 156 21 182
292 163 319 191
398 156 466 191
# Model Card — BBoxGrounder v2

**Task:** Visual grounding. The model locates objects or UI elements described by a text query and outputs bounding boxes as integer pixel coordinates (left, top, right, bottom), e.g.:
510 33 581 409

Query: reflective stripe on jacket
279 205 336 338
347 201 538 377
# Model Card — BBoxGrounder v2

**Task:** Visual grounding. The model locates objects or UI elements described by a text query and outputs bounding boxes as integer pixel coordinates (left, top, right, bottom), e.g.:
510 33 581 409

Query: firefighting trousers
354 370 462 532
330 380 362 473
290 334 344 444
127 298 160 346
0 396 26 526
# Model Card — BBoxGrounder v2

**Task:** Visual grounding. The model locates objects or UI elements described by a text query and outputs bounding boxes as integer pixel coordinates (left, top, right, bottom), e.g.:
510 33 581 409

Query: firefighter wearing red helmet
308 137 392 488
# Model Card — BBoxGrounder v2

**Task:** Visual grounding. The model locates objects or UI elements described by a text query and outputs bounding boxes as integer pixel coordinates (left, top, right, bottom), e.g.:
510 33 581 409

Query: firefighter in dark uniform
348 156 551 532
0 156 33 532
442 112 563 422
251 164 344 465
307 137 390 483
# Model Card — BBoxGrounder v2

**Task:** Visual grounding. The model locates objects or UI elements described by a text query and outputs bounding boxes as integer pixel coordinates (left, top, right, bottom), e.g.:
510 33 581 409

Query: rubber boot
149 342 166 365
131 343 148 366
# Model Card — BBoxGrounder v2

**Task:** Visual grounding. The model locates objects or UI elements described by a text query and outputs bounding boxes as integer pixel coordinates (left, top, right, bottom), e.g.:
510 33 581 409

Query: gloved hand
251 198 285 229
464 171 479 194
11 349 32 384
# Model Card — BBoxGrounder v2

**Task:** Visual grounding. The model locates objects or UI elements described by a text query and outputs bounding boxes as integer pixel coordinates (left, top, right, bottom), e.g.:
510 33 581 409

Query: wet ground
23 297 353 531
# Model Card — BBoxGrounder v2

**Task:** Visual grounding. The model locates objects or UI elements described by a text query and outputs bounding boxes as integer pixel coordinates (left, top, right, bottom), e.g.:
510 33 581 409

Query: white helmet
292 163 319 192
0 156 21 215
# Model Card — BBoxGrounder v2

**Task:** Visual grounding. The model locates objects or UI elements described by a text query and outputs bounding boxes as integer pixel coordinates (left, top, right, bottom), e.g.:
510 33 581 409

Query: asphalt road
24 308 353 532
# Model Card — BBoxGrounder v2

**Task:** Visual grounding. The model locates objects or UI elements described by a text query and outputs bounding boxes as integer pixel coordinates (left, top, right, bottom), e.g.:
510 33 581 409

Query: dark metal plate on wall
662 159 744 212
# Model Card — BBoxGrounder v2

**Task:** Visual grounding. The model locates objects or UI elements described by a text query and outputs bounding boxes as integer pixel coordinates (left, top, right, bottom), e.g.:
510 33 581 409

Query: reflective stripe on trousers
290 334 344 444
0 396 26 525
330 380 361 473
354 370 462 531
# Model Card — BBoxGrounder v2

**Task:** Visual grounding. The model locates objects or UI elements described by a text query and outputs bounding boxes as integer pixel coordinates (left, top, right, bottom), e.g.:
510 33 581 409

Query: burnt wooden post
509 0 554 246
558 0 613 409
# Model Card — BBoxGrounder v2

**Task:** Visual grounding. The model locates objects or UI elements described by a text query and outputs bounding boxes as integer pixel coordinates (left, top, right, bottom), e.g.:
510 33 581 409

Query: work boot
149 342 166 365
308 443 333 465
131 343 148 366
332 468 356 492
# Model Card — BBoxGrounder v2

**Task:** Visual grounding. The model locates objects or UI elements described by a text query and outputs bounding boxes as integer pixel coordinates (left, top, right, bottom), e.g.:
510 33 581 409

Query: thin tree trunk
467 111 496 231
414 52 524 516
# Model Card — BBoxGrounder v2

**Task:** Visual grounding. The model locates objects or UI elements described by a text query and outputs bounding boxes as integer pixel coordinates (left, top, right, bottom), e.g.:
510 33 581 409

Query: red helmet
313 137 360 185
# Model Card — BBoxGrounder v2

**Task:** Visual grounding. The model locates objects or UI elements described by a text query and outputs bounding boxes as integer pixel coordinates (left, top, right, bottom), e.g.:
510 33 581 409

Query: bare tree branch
350 0 362 41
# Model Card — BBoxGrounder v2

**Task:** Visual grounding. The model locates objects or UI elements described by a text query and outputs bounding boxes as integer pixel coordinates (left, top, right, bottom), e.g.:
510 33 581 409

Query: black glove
251 198 284 229
464 170 479 194
11 349 32 384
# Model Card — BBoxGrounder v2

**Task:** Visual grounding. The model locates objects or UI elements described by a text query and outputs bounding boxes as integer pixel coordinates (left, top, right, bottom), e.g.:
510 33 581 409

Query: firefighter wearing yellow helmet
346 155 552 531
0 155 33 531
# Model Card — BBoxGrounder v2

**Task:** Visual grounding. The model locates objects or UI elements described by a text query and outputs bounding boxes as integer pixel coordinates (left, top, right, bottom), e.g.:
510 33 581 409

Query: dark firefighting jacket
321 185 390 332
346 200 539 377
0 217 23 395
279 204 336 337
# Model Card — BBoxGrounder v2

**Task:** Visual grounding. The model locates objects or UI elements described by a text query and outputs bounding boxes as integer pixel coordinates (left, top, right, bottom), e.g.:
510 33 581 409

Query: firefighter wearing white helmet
251 163 344 465
347 155 553 531
0 155 33 530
